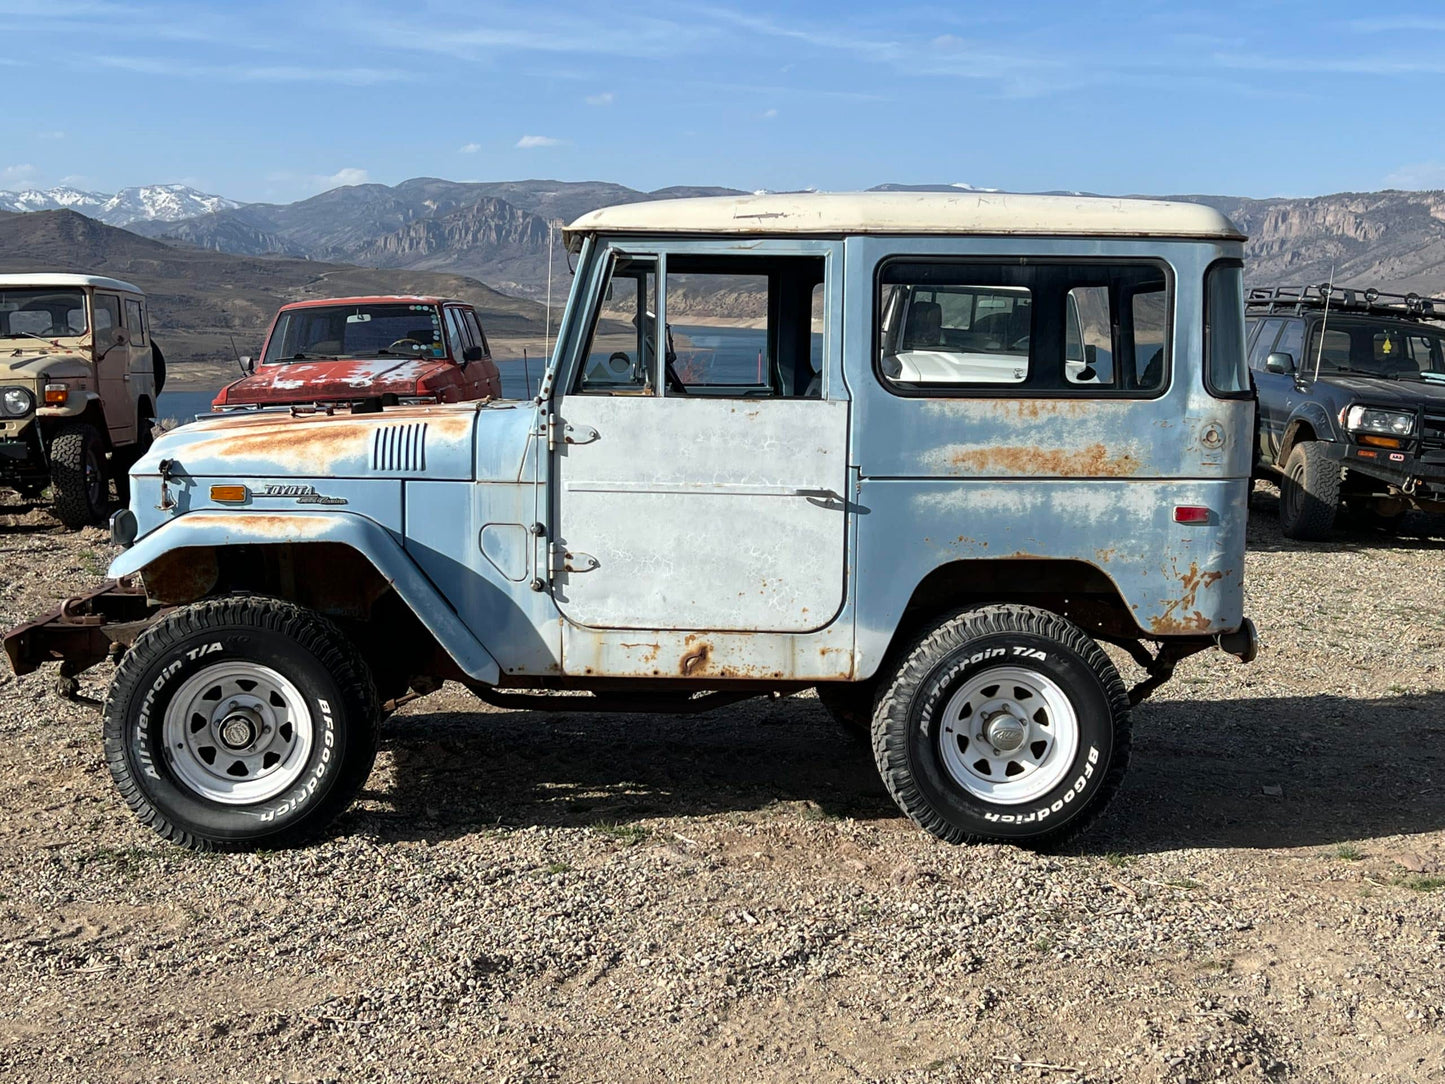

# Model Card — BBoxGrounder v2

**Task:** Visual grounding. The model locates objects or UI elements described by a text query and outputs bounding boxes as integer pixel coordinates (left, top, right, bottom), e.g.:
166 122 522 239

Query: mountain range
0 209 549 386
118 177 1445 301
0 184 241 227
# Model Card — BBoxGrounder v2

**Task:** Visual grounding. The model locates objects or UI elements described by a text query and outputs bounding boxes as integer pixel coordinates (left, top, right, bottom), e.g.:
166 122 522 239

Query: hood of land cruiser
1318 374 1445 410
215 356 455 406
134 403 485 480
0 347 92 381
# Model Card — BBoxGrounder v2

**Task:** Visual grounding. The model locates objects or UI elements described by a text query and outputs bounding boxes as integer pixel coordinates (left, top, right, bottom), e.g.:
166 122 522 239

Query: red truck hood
215 357 453 406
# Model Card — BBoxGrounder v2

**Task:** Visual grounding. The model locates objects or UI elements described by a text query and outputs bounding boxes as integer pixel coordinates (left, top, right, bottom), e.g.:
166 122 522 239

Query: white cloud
322 168 370 188
1 163 37 185
585 91 614 106
1384 163 1445 190
96 55 416 85
516 134 563 149
458 142 482 154
36 130 65 141
760 107 778 119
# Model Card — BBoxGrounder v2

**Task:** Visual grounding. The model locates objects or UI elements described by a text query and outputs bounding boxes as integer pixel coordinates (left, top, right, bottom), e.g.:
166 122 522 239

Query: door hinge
546 413 599 451
548 542 598 574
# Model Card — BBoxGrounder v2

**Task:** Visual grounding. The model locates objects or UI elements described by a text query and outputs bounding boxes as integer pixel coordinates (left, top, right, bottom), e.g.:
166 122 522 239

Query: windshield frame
261 302 449 365
0 287 90 341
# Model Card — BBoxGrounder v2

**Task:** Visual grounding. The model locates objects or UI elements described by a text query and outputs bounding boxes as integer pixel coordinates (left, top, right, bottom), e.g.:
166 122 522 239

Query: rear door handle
794 487 844 501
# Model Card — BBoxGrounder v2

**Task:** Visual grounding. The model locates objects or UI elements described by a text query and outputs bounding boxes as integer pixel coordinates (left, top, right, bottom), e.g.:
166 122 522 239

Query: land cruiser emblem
259 484 347 506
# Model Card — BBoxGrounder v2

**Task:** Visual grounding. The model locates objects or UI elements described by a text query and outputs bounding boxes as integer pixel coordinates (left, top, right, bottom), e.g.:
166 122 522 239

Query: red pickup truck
213 295 503 410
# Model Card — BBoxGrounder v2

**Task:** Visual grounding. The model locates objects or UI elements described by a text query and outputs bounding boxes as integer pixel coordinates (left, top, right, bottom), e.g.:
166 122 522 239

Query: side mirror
240 355 254 374
462 345 484 366
1264 351 1295 374
111 327 128 346
1084 344 1098 365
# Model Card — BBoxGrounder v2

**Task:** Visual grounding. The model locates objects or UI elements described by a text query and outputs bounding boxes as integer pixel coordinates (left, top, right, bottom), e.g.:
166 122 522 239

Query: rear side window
124 298 146 345
876 260 1169 395
1204 260 1248 396
1247 318 1283 371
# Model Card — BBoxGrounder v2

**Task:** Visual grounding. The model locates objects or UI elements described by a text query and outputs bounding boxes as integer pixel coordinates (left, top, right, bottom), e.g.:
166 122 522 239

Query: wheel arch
109 511 501 686
1279 401 1336 464
865 557 1140 680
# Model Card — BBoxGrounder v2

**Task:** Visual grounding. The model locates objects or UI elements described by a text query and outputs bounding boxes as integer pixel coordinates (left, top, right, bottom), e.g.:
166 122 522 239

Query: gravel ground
0 486 1442 1083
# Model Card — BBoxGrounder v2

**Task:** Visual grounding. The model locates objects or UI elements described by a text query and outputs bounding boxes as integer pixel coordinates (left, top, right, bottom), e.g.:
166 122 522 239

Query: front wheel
873 604 1130 849
103 597 380 851
49 423 108 528
1278 442 1340 540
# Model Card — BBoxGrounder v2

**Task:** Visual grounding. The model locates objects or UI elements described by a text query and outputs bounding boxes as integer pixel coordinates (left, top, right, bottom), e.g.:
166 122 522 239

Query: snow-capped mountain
0 184 242 226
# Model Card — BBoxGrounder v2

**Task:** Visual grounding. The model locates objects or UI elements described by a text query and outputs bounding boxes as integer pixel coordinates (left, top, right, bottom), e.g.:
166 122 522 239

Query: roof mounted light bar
1246 284 1445 321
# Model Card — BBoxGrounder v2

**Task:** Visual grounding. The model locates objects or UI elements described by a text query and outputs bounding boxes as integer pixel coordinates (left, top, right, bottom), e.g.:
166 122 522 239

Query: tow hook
1216 618 1259 663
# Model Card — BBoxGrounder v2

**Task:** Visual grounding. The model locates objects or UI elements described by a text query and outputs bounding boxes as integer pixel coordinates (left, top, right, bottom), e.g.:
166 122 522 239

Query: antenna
545 220 555 363
227 332 247 376
522 346 531 400
1313 264 1335 382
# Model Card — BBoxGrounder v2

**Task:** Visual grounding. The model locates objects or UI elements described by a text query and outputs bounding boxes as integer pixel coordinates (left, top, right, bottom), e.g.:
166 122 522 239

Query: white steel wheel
162 661 314 804
937 665 1079 805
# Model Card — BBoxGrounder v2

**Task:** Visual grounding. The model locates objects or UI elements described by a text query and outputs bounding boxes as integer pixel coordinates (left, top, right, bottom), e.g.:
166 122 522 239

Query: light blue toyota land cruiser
4 192 1258 851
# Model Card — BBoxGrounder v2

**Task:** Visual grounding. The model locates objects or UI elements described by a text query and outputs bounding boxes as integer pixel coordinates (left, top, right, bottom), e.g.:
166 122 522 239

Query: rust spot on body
680 642 712 675
947 443 1141 477
1151 561 1227 635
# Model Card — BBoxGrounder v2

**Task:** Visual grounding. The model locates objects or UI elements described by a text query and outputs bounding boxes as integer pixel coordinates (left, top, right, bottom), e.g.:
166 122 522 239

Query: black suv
1246 285 1445 539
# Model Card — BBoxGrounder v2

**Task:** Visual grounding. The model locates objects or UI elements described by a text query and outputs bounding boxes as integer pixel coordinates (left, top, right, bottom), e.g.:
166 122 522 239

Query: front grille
1422 413 1445 452
370 422 428 471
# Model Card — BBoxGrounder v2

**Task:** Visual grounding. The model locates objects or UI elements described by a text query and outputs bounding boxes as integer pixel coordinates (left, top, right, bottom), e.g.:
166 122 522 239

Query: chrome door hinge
546 413 599 451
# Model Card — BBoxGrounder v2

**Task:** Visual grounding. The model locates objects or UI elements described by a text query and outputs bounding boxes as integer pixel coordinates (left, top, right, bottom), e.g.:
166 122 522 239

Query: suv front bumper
1330 441 1445 500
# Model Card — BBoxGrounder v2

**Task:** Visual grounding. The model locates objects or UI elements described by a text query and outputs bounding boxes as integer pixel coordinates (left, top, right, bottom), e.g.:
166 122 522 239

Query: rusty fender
107 510 501 684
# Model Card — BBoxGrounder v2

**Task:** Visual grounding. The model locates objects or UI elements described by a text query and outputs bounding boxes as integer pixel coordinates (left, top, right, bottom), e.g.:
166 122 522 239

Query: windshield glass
1307 317 1445 379
262 302 445 364
0 288 87 339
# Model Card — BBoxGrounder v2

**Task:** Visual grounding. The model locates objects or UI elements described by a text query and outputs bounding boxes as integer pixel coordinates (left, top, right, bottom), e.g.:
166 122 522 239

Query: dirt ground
0 487 1441 1083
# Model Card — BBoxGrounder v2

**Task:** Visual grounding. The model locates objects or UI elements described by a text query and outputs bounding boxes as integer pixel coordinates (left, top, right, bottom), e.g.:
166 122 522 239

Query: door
93 293 134 444
1248 317 1301 464
551 244 848 633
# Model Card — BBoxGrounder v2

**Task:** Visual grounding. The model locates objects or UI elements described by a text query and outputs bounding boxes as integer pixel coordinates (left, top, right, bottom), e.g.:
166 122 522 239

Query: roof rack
1246 284 1445 322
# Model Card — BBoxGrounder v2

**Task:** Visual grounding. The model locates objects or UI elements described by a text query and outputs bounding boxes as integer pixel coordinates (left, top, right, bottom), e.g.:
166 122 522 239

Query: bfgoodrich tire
103 597 380 851
1278 441 1340 541
873 604 1131 849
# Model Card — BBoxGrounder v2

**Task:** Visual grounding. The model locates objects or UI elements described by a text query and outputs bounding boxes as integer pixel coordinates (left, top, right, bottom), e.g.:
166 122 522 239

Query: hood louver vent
371 422 428 472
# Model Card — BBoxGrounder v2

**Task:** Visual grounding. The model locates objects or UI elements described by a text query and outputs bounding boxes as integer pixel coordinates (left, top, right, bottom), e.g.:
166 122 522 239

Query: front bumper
1327 441 1445 499
2 580 156 678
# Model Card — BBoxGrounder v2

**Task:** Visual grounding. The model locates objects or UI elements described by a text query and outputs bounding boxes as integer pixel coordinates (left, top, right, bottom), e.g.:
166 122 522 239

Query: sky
5 0 1445 205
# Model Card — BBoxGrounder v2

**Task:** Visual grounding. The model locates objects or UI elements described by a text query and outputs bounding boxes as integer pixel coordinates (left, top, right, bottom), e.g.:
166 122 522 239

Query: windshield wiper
1321 365 1397 380
288 352 340 361
0 330 61 346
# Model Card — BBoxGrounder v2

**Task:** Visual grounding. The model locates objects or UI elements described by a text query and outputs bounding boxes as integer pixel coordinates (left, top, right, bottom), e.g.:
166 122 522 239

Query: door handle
793 487 843 501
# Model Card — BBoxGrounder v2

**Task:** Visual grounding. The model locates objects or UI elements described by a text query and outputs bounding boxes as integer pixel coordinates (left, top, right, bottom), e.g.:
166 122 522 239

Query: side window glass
93 295 120 339
124 298 146 345
659 255 824 398
462 309 489 356
1273 320 1304 366
1064 286 1111 384
574 254 658 395
1203 260 1248 397
878 261 1168 394
444 307 469 356
1248 318 1283 370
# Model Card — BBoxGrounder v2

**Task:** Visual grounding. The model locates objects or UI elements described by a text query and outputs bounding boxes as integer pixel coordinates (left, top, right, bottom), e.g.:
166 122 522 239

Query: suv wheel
1278 442 1340 540
103 597 380 851
873 604 1130 849
49 423 108 528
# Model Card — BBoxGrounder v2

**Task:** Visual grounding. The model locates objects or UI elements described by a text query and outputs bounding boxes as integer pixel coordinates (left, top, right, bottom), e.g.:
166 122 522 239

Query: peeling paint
943 443 1142 477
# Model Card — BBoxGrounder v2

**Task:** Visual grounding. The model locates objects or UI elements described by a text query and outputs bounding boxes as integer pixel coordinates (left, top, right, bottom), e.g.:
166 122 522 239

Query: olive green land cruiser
0 274 164 526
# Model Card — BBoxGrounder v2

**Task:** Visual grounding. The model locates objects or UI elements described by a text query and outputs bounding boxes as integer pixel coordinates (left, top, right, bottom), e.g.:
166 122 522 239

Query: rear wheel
49 423 108 528
873 604 1130 849
1278 441 1340 540
103 596 380 851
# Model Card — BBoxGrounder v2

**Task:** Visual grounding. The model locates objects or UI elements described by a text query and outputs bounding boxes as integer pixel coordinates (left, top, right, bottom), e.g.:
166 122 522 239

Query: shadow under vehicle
0 274 164 526
5 192 1258 852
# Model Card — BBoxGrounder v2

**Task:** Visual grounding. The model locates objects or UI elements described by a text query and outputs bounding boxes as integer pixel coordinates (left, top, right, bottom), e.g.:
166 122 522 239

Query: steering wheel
387 338 425 354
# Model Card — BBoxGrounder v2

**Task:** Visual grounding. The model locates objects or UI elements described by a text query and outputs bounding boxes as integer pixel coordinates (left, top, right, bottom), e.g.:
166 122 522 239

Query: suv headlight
1 386 34 417
1345 405 1414 437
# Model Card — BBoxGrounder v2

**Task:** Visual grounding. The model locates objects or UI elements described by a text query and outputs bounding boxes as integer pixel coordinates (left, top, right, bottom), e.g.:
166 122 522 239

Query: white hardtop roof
565 191 1245 249
0 272 144 294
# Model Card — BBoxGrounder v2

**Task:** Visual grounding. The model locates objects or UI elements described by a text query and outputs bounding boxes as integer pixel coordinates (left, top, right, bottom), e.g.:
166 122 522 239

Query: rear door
94 293 135 444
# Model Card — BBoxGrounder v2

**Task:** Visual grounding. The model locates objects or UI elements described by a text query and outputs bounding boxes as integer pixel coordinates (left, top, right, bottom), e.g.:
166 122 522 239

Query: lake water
154 325 817 425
